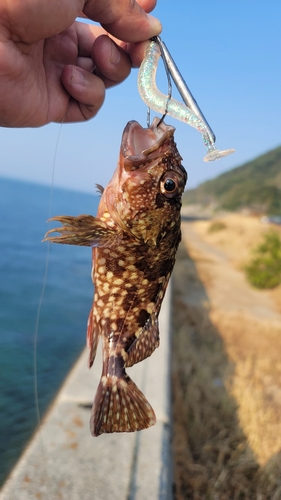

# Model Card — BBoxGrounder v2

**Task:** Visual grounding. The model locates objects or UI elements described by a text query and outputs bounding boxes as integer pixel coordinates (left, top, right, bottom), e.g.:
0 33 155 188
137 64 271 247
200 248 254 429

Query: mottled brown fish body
44 118 187 436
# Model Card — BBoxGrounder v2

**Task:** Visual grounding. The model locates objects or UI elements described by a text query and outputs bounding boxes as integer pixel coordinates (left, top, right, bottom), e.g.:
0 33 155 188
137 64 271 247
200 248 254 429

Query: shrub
208 221 226 233
245 231 281 289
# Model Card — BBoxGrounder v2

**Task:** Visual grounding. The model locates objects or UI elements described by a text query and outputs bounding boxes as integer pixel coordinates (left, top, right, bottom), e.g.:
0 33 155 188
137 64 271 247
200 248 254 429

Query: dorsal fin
95 184 104 195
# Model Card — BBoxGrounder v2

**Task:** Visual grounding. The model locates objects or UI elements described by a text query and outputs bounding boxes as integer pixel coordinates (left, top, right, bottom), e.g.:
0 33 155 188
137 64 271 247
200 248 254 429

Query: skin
0 0 161 127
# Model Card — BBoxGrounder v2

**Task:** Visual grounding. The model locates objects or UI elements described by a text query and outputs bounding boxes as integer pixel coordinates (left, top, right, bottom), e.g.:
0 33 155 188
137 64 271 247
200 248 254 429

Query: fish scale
43 118 187 436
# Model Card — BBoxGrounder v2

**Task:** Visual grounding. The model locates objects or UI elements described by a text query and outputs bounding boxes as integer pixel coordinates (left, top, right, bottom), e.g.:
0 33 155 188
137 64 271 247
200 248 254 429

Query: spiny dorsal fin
95 184 104 195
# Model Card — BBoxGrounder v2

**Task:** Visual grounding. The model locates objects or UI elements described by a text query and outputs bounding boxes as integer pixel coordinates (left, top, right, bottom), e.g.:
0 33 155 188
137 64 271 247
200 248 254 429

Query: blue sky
1 1 280 193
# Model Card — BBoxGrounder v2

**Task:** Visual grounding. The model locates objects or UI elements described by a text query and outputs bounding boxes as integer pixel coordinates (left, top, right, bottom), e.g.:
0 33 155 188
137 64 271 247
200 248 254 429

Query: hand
0 0 161 127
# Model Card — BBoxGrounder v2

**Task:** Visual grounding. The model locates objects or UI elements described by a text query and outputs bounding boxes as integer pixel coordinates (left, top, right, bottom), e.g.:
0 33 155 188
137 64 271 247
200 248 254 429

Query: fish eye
164 178 176 192
160 172 180 198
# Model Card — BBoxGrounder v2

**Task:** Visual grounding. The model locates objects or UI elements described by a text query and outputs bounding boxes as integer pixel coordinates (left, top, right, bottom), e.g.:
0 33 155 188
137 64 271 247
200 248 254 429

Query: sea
0 176 99 486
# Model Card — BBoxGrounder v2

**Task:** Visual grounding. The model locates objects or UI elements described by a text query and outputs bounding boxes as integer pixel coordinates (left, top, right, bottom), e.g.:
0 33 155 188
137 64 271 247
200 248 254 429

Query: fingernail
71 67 84 84
147 14 162 34
110 43 121 65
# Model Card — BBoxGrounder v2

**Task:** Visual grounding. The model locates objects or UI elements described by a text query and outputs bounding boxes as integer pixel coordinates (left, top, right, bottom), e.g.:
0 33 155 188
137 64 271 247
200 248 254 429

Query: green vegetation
208 220 226 233
245 231 281 289
183 145 281 215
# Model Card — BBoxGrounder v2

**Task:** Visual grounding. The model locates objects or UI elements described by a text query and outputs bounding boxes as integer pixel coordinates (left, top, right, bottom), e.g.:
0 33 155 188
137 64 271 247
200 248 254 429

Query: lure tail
90 373 156 437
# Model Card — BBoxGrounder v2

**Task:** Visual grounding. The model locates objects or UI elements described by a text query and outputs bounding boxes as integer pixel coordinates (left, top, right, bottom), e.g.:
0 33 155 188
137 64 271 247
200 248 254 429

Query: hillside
183 145 281 214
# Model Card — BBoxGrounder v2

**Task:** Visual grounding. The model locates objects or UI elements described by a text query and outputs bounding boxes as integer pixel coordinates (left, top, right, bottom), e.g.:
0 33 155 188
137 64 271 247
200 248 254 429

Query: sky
1 1 281 193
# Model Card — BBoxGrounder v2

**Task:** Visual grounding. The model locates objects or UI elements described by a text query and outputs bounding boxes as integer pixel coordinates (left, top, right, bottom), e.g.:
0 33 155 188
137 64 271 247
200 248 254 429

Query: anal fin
87 306 100 369
125 315 159 368
90 374 156 437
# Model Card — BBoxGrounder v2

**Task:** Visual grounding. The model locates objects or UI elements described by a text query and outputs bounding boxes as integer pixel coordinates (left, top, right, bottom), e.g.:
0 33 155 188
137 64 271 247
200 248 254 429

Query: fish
43 117 187 436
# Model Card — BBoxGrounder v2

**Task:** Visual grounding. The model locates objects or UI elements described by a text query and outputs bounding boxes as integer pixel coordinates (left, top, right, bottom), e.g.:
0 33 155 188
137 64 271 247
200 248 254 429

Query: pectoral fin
43 215 121 247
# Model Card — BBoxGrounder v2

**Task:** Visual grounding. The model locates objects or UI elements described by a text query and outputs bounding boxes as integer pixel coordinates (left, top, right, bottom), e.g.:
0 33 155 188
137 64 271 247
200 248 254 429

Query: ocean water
0 177 99 486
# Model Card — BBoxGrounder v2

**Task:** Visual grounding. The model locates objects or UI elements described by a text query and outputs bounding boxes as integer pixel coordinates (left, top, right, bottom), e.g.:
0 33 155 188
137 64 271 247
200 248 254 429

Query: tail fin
90 374 156 437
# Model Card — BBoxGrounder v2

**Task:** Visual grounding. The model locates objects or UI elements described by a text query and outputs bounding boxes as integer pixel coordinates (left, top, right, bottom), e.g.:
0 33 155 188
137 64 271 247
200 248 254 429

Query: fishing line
33 119 65 493
33 45 97 492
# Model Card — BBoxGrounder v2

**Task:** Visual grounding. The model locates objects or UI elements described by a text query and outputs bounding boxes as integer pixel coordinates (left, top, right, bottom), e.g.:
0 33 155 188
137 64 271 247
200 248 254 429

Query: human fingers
77 0 158 23
77 57 95 72
1 1 83 44
61 65 105 122
75 20 154 72
83 0 161 42
137 0 158 14
91 35 131 88
75 25 132 88
125 40 151 68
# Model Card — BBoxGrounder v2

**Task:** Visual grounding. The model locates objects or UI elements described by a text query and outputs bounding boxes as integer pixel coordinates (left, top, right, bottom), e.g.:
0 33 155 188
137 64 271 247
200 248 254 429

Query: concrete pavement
0 287 173 500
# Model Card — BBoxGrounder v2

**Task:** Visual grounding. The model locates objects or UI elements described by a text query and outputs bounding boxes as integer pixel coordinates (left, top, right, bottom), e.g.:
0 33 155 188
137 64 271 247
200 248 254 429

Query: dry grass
210 311 281 468
192 213 281 264
230 356 281 466
191 212 281 311
172 232 281 499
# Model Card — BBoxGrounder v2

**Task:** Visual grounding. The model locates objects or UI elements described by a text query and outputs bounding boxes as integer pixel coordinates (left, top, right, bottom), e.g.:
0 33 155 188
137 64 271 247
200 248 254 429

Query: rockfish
44 118 187 436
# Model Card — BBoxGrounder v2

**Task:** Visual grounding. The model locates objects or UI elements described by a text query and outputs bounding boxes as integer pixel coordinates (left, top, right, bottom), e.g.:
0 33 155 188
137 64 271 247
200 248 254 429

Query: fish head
103 118 187 246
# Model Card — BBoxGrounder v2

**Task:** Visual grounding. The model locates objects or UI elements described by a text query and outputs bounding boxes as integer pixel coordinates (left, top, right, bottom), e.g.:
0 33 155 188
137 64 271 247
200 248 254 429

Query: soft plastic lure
138 39 235 162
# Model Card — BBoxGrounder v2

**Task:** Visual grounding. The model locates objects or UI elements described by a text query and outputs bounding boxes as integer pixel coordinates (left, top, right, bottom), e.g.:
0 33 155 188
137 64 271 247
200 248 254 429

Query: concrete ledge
0 286 173 500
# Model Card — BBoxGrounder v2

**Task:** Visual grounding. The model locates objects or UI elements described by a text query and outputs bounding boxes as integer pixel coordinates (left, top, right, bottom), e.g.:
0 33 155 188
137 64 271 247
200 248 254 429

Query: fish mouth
121 118 176 170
